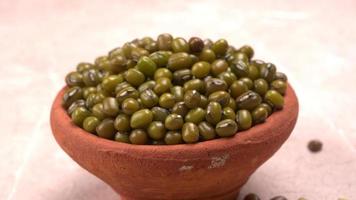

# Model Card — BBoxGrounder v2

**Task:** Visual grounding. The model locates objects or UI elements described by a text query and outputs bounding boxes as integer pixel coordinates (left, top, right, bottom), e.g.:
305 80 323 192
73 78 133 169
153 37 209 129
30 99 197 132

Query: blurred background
1 0 355 199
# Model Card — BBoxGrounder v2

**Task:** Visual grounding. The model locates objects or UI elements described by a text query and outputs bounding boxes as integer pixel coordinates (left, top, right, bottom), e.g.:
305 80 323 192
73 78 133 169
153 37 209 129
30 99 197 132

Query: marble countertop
1 0 355 199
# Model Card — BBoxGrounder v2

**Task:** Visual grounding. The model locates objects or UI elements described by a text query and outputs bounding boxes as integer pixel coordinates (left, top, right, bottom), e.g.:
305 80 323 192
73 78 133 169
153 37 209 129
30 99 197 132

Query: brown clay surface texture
50 84 298 200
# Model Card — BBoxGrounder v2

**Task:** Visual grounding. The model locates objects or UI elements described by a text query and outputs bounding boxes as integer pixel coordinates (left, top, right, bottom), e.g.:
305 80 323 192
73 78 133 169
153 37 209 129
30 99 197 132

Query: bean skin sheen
63 34 288 144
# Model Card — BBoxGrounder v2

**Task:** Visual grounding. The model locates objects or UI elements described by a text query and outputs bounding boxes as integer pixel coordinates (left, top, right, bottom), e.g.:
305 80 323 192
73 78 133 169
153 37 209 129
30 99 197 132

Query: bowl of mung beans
50 33 299 200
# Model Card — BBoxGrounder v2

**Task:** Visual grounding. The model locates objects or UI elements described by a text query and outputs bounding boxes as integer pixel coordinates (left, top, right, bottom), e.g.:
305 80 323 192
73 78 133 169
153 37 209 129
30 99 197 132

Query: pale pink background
1 0 355 200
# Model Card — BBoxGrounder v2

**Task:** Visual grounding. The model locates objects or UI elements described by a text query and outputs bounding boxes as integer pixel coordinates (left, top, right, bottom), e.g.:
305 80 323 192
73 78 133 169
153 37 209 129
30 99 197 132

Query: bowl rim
51 83 298 159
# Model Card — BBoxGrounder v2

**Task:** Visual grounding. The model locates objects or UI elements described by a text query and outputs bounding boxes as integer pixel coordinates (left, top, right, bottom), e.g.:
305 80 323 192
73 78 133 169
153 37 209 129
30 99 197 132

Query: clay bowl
50 84 298 200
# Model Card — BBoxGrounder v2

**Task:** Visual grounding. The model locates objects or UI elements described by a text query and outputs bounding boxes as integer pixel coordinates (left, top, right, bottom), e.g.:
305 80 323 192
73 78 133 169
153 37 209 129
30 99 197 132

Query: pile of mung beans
62 34 288 145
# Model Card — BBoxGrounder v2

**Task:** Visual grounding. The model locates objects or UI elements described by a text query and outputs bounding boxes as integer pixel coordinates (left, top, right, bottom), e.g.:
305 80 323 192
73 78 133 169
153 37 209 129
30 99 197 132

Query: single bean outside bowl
51 83 298 200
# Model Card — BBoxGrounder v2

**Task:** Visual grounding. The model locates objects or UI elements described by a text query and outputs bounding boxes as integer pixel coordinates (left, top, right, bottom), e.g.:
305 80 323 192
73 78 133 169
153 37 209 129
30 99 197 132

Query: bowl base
120 190 240 200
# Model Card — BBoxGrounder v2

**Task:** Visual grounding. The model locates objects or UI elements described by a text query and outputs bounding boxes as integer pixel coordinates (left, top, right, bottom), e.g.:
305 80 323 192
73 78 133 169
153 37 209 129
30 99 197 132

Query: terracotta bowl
50 84 298 200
